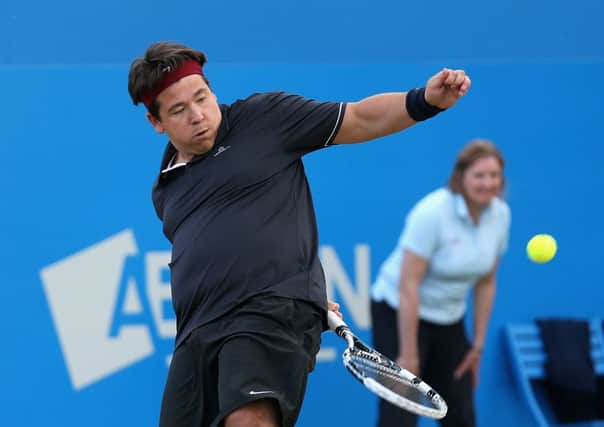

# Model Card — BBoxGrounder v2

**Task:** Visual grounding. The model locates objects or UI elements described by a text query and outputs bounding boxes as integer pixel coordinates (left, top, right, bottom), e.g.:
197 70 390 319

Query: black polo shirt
152 92 346 347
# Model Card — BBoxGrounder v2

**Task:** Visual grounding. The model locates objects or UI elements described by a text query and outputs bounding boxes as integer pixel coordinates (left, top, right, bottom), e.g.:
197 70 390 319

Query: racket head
342 345 448 419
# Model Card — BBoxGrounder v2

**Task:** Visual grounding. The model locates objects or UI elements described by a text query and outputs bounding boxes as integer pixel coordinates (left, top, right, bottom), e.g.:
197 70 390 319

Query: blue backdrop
2 1 603 426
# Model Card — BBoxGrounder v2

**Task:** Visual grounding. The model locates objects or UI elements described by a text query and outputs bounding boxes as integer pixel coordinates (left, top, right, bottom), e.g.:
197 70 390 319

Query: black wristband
405 87 445 122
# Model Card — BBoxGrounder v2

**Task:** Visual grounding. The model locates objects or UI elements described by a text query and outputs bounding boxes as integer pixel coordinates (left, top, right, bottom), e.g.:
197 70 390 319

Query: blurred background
2 0 603 426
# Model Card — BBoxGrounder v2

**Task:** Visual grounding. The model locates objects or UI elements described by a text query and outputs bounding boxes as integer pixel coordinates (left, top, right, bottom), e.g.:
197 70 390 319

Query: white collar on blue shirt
453 192 494 225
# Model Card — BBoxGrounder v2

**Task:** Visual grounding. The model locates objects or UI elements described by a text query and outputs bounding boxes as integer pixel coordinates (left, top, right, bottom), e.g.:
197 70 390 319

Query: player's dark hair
448 139 505 194
128 41 210 119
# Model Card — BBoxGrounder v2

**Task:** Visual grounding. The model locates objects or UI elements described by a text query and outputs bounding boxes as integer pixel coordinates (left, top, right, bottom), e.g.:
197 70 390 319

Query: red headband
140 59 204 108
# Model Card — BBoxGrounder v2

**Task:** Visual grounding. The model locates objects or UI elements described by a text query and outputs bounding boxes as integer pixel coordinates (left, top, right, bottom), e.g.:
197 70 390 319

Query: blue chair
505 319 604 427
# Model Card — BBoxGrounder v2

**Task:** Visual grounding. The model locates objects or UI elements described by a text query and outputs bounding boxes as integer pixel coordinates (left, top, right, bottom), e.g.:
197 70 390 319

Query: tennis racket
327 311 448 419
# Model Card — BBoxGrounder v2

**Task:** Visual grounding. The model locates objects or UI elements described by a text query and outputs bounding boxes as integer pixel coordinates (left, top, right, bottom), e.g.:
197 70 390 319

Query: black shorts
159 295 323 427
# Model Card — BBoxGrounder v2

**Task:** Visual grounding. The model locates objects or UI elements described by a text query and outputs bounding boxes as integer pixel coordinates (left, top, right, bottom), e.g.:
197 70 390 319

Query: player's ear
147 112 165 134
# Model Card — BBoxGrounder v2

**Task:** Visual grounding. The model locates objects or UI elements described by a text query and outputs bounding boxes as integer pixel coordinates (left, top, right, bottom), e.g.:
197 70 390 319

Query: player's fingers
460 76 471 92
327 300 342 318
433 68 450 86
452 69 467 87
445 70 466 93
443 68 460 85
451 76 471 98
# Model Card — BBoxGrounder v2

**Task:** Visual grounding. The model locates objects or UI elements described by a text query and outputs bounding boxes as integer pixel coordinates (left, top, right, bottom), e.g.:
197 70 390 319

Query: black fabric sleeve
230 92 346 156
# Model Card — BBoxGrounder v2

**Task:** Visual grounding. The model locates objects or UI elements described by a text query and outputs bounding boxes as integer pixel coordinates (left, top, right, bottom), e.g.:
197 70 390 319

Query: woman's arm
453 258 500 388
472 259 500 352
397 250 429 374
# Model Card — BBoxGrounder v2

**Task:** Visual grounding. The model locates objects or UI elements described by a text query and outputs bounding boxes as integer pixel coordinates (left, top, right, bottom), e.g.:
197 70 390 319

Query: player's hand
425 68 471 109
453 347 481 389
327 300 342 319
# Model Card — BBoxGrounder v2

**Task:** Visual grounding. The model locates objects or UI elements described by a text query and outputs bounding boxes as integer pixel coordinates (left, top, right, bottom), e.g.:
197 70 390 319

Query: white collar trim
161 153 187 174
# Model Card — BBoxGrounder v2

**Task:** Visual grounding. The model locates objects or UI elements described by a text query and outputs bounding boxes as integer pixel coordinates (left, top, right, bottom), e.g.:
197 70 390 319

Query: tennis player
127 41 471 427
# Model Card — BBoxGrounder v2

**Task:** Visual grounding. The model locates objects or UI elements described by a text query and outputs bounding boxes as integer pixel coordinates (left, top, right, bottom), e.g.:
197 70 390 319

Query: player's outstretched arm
333 68 470 145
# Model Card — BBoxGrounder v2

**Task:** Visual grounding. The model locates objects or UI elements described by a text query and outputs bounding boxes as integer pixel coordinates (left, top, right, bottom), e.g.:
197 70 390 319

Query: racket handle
327 310 347 330
327 310 355 348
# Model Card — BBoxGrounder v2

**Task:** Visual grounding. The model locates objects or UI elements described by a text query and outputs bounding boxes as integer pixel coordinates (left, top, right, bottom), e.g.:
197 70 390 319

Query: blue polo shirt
152 92 346 347
371 188 511 324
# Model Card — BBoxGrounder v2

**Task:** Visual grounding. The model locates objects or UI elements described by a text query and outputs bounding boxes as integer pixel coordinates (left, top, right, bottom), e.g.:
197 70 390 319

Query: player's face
147 75 222 156
462 156 503 208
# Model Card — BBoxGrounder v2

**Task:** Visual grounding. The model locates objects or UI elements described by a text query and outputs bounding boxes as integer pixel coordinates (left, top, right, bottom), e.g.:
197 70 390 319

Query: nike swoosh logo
249 390 274 395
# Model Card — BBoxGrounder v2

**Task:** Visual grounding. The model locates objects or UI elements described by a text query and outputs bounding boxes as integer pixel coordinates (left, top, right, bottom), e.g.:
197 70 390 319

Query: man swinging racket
127 41 470 427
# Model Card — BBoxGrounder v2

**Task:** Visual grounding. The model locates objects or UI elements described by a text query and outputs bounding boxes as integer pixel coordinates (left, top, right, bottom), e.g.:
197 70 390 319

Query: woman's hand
397 354 420 377
453 347 482 389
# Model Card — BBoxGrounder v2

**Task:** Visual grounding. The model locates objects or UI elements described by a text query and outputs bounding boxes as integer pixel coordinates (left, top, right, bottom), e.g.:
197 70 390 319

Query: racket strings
330 316 448 419
348 352 406 382
347 347 410 380
344 348 440 409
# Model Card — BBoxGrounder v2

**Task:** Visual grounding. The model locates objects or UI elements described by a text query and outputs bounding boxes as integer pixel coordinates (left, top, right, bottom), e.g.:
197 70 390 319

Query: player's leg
211 296 323 427
224 398 281 427
370 299 418 427
159 331 220 427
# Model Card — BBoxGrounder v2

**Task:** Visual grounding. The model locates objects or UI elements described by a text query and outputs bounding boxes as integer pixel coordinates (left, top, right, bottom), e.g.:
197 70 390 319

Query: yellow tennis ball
526 234 557 263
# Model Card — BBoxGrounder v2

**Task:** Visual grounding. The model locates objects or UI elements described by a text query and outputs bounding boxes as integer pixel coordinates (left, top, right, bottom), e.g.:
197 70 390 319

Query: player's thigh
160 323 226 427
160 339 215 427
224 398 280 427
215 297 322 427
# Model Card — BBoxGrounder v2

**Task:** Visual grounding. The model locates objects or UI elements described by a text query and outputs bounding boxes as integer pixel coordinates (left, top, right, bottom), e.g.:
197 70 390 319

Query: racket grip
327 310 347 330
